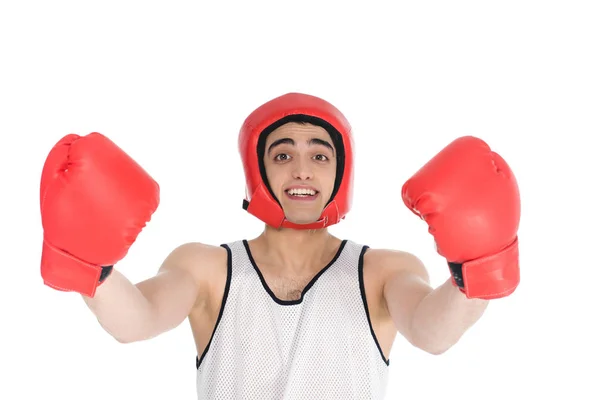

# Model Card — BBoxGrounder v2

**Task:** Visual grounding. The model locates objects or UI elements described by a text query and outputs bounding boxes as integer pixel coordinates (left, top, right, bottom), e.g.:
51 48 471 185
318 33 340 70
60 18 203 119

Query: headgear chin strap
239 92 354 230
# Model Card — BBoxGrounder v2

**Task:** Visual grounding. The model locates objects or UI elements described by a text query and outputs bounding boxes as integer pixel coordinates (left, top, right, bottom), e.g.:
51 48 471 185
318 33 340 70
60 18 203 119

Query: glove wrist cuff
449 237 520 300
41 239 112 297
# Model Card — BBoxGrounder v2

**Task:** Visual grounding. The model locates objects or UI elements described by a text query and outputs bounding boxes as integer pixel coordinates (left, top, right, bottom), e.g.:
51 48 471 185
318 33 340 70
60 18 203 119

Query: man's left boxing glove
401 136 520 300
40 132 160 297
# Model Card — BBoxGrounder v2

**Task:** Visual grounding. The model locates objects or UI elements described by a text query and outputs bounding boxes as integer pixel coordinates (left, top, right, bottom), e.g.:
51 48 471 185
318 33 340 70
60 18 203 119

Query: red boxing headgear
239 92 354 229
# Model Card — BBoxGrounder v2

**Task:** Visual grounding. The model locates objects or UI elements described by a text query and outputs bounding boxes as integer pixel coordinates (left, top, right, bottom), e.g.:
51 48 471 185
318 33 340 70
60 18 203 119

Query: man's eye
275 154 290 161
314 154 329 161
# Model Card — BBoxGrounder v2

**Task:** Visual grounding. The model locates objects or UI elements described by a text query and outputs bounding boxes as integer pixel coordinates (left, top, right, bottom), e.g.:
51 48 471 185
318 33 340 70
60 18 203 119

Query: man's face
263 122 337 225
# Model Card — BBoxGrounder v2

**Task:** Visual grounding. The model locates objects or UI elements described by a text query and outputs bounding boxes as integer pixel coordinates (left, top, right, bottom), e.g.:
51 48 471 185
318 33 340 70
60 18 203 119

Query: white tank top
196 239 390 399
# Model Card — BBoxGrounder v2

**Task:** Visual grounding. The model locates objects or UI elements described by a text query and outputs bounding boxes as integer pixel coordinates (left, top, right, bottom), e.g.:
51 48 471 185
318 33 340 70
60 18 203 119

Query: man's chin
283 212 323 226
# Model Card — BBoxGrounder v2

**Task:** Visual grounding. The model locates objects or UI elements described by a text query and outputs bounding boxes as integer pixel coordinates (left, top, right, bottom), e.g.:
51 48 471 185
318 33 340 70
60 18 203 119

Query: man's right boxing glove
40 132 160 297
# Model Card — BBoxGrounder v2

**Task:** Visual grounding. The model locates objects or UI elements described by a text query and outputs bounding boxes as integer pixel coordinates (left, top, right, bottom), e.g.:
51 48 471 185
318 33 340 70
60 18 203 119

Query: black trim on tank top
242 239 348 306
358 246 390 366
196 244 233 370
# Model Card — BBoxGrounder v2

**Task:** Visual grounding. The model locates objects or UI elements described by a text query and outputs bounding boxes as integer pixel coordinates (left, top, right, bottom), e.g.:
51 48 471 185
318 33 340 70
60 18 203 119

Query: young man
39 93 520 399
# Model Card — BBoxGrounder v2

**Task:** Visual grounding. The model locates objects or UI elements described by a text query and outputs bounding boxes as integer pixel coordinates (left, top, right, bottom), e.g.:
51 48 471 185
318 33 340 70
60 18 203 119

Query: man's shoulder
363 247 429 283
165 241 228 263
159 241 229 283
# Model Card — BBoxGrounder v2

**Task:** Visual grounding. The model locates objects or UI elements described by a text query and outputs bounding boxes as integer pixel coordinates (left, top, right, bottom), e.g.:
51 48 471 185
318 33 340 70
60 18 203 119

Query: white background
1 1 598 399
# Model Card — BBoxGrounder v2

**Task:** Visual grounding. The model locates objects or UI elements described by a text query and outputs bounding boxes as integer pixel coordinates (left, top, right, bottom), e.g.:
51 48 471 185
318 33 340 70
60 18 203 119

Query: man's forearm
410 278 489 354
82 269 156 343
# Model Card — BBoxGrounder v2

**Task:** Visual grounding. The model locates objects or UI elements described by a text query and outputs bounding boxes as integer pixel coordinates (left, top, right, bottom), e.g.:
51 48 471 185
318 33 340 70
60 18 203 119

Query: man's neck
250 225 340 275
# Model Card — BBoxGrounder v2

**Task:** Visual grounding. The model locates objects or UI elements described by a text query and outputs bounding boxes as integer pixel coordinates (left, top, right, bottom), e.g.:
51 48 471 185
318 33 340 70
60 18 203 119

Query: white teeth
287 188 316 196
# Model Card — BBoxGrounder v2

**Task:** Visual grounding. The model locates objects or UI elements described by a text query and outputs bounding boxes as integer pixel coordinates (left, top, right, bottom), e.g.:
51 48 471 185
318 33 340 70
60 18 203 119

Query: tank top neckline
241 239 349 306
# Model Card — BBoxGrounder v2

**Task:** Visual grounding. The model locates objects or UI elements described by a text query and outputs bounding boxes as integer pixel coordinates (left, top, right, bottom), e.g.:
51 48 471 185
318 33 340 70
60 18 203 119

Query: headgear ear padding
239 92 354 229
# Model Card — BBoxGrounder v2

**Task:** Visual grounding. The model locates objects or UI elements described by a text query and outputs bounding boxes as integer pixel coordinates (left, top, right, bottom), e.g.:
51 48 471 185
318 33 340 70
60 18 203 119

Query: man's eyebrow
267 137 334 154
267 138 294 154
308 138 334 153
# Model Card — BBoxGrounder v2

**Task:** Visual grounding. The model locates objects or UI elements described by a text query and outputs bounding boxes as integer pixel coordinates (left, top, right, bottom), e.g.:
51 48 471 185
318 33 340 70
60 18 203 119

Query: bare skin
83 122 489 362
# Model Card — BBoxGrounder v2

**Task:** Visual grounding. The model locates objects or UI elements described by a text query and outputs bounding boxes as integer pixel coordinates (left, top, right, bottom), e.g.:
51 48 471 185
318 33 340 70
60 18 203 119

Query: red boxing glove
40 133 160 297
401 136 520 299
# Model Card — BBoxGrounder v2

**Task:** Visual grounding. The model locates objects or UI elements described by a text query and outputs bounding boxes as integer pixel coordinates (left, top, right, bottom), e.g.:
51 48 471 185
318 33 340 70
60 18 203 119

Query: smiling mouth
285 188 319 200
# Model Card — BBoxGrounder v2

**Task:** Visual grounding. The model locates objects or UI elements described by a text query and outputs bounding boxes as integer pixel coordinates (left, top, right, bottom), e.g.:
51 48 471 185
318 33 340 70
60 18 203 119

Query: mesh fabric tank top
196 239 390 399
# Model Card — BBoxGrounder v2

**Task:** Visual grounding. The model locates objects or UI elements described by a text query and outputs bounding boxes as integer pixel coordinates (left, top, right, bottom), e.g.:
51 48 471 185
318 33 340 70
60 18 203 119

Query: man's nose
291 159 313 180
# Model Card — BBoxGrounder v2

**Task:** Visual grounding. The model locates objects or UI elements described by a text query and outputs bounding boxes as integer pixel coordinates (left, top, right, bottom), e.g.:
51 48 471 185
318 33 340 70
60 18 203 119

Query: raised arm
376 250 488 355
83 242 217 343
380 136 521 354
39 132 212 343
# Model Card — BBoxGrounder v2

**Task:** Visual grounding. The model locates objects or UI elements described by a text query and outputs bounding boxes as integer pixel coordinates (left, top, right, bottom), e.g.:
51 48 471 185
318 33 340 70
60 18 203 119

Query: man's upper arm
154 242 225 309
372 249 433 345
132 242 224 338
